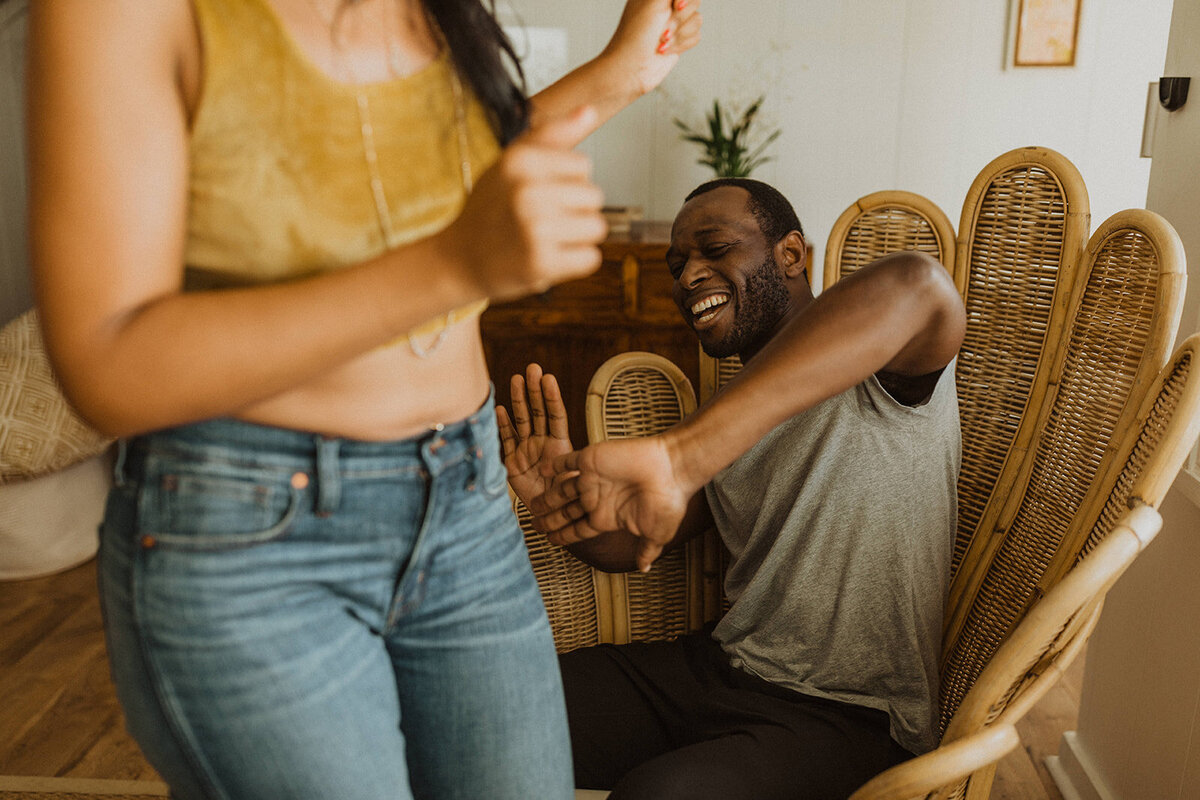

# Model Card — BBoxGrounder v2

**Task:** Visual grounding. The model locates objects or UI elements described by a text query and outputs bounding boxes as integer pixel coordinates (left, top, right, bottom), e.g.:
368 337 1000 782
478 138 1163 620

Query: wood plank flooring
0 559 1077 798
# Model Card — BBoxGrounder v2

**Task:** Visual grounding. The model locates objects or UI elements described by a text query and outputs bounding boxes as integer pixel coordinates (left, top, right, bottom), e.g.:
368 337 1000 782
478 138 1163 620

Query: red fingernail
676 0 687 8
660 29 672 42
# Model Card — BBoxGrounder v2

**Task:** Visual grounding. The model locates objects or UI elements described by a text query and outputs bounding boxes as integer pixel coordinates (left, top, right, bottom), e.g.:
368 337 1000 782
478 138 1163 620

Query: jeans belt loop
314 437 343 516
112 439 130 488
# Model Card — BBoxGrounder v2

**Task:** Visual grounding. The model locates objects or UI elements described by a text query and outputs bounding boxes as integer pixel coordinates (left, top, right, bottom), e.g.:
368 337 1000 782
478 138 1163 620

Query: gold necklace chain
306 0 472 358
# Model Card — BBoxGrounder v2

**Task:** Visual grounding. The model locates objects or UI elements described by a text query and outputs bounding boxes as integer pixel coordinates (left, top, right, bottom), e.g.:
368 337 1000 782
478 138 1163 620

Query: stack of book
602 205 644 235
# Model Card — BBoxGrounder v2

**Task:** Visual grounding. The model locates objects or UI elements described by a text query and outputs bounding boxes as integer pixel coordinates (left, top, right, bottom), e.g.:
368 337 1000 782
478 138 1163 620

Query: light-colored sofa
1 0 110 581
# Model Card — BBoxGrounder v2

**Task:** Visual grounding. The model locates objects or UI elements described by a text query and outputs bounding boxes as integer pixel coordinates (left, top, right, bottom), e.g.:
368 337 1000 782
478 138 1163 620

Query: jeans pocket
139 458 300 551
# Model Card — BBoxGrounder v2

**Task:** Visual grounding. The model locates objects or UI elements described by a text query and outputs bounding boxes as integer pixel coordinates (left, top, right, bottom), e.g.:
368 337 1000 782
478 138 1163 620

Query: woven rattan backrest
950 147 1090 584
823 190 961 294
585 352 700 643
1047 333 1200 586
939 208 1185 733
510 489 603 653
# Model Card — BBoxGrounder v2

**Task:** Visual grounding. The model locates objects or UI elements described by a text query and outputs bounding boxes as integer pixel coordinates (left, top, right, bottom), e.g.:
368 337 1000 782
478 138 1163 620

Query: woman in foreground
27 1 700 797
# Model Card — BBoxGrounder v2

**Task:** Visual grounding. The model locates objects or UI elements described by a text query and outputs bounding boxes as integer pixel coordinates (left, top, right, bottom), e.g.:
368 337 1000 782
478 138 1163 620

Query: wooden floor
0 559 1078 798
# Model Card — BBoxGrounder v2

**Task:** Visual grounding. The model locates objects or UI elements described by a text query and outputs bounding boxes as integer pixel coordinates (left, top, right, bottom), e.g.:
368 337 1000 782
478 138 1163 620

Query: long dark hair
424 1 529 145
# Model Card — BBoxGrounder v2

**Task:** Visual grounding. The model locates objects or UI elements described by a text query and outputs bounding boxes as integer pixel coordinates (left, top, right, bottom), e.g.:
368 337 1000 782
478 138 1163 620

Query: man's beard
700 256 792 359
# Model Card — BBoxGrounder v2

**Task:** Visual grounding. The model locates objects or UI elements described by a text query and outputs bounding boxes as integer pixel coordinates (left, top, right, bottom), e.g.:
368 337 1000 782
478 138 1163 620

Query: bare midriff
235 323 493 441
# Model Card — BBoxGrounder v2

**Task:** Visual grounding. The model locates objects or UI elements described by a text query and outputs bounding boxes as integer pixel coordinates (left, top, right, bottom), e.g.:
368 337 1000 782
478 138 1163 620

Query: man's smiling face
666 186 793 359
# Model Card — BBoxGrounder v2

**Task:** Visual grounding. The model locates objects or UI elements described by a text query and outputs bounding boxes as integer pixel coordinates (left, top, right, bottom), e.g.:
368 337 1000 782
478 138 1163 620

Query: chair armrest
847 724 1020 800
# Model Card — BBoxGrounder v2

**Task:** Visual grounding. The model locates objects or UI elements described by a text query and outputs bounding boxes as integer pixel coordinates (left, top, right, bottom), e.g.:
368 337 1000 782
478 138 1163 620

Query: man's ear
776 231 808 279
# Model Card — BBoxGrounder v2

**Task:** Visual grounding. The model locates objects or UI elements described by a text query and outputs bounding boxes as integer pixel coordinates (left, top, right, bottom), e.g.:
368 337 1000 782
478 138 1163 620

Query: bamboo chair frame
584 352 702 644
824 190 961 295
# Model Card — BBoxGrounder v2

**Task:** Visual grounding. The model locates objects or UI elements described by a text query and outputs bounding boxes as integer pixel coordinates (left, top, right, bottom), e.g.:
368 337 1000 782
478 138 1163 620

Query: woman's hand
440 107 607 303
602 0 703 96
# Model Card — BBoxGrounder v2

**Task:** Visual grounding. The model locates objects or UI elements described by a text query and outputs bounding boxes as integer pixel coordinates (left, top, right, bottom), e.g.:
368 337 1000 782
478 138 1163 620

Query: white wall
503 0 1173 284
1065 491 1200 800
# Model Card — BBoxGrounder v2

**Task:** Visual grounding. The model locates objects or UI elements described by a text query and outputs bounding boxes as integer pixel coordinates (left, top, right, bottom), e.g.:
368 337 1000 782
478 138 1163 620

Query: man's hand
531 436 694 573
497 364 574 514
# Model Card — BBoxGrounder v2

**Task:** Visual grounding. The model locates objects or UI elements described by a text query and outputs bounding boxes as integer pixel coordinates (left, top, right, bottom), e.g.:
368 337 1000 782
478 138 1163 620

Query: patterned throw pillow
0 309 113 484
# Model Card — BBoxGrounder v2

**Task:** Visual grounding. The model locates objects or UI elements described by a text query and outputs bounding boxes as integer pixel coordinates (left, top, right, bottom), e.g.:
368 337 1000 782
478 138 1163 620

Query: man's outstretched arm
535 251 966 571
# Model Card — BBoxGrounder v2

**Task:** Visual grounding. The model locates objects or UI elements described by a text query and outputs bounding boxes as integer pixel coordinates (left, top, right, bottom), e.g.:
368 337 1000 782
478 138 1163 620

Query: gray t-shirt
706 367 959 754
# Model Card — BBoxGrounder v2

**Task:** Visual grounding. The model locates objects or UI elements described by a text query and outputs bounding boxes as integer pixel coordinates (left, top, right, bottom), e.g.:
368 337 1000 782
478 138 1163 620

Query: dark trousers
560 632 915 800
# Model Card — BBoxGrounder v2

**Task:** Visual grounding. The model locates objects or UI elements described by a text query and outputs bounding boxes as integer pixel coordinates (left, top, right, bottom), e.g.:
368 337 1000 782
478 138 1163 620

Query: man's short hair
684 178 805 244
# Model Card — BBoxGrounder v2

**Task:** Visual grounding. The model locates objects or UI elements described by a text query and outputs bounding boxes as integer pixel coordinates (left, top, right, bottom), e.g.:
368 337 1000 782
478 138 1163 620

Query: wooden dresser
481 222 698 446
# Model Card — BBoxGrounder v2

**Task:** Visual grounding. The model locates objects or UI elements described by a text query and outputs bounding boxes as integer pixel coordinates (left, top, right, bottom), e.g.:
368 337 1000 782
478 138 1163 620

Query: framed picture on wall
1010 0 1083 67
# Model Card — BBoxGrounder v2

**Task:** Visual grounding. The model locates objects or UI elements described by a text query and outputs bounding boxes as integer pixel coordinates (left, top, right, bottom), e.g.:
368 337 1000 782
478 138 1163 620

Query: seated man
499 178 966 800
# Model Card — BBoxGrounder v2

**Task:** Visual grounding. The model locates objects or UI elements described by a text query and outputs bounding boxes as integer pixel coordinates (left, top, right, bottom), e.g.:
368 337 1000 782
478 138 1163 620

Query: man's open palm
497 364 574 512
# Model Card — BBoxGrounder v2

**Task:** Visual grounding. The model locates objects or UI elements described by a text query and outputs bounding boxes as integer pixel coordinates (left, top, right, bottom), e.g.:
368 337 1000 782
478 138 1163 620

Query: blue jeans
97 393 573 800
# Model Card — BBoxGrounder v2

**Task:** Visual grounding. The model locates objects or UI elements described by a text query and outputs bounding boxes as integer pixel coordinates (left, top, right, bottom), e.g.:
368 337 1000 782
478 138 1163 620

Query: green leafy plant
673 95 781 178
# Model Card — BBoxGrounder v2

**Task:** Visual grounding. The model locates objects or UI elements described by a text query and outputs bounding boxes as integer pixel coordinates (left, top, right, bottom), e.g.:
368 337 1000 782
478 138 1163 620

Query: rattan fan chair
583 351 701 644
824 190 962 294
1061 332 1200 569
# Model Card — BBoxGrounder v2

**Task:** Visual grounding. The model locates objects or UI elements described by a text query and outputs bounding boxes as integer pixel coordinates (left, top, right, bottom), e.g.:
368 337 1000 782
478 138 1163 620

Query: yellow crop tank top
185 0 499 334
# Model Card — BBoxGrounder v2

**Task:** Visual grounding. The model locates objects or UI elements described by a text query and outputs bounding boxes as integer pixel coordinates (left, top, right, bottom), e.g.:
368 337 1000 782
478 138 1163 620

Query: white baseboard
1046 731 1118 800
